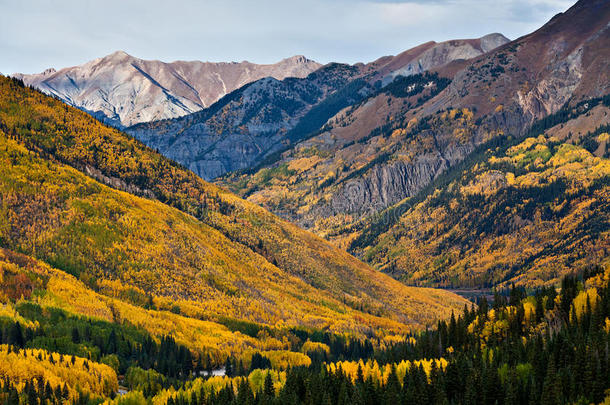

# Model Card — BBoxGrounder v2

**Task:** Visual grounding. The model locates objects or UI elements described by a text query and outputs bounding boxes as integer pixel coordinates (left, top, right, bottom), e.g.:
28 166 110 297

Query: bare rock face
128 63 365 180
327 154 450 217
517 46 584 117
13 52 321 127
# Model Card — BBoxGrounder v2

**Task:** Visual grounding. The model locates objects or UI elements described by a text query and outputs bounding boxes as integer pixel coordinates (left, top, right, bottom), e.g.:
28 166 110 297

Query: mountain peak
104 50 132 61
283 55 312 64
481 32 509 40
480 33 510 43
15 52 322 127
479 33 511 52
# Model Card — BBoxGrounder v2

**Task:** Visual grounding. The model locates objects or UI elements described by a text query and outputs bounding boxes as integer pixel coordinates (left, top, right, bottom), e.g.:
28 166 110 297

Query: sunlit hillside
0 76 466 330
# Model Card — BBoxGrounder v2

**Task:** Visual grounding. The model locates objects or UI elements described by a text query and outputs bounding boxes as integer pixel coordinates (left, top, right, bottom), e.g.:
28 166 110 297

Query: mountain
365 33 509 85
126 34 509 180
221 0 609 288
128 63 366 180
12 52 321 127
0 74 468 351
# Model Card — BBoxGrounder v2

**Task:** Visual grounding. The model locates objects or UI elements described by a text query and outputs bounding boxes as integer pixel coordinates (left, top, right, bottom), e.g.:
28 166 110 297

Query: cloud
0 0 574 74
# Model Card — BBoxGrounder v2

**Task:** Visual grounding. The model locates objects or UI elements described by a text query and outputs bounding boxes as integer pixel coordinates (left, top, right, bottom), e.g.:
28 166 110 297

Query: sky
0 0 574 75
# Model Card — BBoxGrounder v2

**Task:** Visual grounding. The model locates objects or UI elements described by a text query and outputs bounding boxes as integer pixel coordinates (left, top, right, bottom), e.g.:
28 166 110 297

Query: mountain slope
0 75 467 338
355 97 610 289
0 247 259 363
127 34 509 180
13 52 321 127
224 0 609 253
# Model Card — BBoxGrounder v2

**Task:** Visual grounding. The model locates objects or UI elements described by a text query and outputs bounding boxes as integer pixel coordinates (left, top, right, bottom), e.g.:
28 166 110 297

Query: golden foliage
261 351 311 370
248 369 285 393
300 340 331 355
0 248 259 364
0 345 118 399
150 369 286 405
570 288 600 322
149 376 241 405
327 358 447 385
364 133 610 288
241 350 311 370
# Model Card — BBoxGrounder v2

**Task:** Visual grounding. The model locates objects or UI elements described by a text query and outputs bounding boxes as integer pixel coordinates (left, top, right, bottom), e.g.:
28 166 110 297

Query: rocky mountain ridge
13 52 321 127
127 34 509 180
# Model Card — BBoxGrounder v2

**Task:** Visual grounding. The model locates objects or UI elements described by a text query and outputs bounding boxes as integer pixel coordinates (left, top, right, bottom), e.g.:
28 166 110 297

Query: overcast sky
1 0 574 74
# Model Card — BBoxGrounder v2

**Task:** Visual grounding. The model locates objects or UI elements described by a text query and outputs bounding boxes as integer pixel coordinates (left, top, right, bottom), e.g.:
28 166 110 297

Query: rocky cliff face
13 52 321 127
324 149 453 219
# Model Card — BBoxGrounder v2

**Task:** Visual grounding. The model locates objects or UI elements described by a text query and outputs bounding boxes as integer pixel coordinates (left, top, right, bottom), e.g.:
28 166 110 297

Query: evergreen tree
264 371 275 398
540 358 561 405
71 327 80 344
225 356 233 377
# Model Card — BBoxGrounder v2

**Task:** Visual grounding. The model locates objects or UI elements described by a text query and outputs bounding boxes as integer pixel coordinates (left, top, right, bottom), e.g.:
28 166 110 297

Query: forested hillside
3 246 608 404
352 97 610 288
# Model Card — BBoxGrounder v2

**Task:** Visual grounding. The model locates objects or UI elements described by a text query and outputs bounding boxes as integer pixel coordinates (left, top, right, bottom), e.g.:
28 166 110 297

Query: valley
1 0 609 403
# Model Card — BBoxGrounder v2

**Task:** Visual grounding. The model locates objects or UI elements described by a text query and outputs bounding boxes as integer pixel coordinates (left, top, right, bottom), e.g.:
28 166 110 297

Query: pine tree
384 364 401 405
540 358 561 405
356 364 364 384
236 379 254 405
505 369 519 405
264 371 275 398
9 322 24 347
8 386 19 405
71 327 80 343
27 381 38 405
107 329 118 354
225 356 233 377
535 292 545 324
